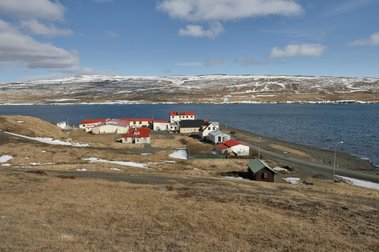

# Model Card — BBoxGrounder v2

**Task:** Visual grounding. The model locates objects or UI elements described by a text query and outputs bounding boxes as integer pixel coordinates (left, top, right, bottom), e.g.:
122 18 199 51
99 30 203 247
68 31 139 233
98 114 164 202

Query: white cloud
178 22 224 38
105 30 120 38
328 0 374 15
0 0 64 20
203 58 224 66
349 32 379 46
21 19 72 37
157 0 303 22
0 19 79 71
235 56 265 66
270 44 326 58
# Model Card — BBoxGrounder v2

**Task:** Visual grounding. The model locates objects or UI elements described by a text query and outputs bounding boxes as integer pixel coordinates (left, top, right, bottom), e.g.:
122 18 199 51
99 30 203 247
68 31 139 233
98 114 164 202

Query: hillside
0 168 378 251
0 116 66 138
1 75 378 104
0 115 378 251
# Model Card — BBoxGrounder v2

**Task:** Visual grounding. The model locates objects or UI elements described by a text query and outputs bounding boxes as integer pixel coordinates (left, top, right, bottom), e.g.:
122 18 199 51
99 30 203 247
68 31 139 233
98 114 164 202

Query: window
262 172 268 179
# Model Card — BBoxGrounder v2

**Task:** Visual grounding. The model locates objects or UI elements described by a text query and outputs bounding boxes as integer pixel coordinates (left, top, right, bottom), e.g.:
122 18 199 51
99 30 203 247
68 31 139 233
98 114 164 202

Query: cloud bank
178 22 224 38
270 44 326 58
158 0 303 38
350 32 379 46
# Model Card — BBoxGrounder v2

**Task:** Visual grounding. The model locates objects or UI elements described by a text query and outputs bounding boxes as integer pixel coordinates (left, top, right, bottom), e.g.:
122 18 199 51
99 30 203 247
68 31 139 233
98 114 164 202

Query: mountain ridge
1 74 378 104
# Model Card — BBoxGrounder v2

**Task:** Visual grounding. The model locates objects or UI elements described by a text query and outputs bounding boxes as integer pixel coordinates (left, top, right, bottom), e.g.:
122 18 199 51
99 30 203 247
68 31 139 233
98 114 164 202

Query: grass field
1 115 378 251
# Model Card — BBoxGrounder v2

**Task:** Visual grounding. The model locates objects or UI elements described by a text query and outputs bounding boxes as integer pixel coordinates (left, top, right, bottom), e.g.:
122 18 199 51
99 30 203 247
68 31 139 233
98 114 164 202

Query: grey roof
208 130 229 137
248 159 275 174
179 119 204 128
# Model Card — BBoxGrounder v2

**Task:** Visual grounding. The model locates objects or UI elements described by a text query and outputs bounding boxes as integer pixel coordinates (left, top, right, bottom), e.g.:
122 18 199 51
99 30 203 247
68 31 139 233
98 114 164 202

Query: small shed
247 159 276 182
56 121 67 129
207 130 231 144
153 120 170 131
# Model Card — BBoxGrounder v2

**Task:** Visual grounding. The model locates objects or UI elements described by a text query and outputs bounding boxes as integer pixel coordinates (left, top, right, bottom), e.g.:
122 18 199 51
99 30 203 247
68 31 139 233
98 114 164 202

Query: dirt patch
268 143 311 158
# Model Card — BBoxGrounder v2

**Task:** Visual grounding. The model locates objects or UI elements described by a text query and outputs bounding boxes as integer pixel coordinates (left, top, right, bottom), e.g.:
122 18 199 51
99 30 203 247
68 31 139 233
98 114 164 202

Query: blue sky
0 0 378 82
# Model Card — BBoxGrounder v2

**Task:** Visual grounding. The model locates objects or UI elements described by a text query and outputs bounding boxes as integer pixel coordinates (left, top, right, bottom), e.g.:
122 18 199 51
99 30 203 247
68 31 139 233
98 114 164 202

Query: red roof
223 140 244 147
169 111 195 116
122 128 150 138
120 118 153 122
216 143 229 150
81 118 107 124
153 119 169 123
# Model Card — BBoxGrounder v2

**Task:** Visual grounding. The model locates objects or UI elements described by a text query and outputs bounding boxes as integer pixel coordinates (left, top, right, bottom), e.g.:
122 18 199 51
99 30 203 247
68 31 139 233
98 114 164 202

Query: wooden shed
247 159 276 182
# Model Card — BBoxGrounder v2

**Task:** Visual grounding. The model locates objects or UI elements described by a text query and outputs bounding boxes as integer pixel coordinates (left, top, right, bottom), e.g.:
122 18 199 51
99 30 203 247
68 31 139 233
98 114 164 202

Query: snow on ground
273 167 289 173
4 131 89 147
111 168 122 171
0 155 13 163
336 175 379 191
283 177 301 184
1 164 11 167
83 157 147 169
169 150 188 160
76 168 87 171
224 176 244 180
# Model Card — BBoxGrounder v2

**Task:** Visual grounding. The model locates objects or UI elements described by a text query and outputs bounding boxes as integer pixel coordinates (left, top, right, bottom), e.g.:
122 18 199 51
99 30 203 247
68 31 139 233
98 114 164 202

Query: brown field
1 116 379 251
0 168 378 251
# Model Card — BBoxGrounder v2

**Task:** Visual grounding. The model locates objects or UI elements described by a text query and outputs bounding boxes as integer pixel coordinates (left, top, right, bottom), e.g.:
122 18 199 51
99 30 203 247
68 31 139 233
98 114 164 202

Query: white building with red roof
120 118 153 128
90 120 130 134
79 118 108 131
169 112 195 123
118 128 151 144
217 139 250 156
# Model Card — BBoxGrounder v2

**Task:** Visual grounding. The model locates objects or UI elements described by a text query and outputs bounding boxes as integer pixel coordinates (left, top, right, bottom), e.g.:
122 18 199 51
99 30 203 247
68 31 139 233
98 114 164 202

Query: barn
247 159 276 182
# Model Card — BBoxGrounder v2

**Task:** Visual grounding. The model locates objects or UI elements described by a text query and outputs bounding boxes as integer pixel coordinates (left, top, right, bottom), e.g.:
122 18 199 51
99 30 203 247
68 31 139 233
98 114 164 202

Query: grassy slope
0 169 378 251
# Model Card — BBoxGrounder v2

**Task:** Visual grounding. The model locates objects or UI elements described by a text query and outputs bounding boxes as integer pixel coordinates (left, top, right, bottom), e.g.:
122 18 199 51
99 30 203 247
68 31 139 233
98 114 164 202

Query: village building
79 118 107 132
247 159 276 182
56 121 67 129
153 120 170 131
122 118 153 128
168 123 179 132
208 131 231 144
169 112 195 123
118 128 151 144
91 120 130 134
217 139 250 156
200 121 219 139
178 120 204 134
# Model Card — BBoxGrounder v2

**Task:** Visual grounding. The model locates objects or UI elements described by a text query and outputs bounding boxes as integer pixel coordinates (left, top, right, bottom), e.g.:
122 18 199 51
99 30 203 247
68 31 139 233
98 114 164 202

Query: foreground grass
0 169 378 251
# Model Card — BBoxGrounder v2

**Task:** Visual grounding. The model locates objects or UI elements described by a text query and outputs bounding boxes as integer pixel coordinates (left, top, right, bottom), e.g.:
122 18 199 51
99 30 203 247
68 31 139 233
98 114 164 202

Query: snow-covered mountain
1 74 378 104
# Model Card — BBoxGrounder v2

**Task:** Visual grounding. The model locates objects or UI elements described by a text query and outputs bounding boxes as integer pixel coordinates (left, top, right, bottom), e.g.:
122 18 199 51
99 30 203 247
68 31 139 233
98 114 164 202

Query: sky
0 0 378 82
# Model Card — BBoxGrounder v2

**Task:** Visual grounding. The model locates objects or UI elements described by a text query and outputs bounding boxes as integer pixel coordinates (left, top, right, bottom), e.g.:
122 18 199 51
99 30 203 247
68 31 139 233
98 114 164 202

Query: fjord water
0 104 378 167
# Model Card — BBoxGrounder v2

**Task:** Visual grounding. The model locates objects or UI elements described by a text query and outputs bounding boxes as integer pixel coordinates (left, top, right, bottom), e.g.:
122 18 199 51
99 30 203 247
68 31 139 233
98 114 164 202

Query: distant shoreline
1 100 379 106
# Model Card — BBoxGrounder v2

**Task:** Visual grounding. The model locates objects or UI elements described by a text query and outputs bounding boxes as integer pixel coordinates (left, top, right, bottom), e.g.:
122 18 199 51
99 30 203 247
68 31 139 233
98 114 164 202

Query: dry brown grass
0 169 378 251
0 115 66 138
1 116 379 250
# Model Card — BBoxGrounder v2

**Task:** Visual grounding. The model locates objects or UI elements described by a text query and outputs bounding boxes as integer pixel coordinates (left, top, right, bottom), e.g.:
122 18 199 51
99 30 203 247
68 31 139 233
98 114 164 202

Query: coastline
224 125 379 183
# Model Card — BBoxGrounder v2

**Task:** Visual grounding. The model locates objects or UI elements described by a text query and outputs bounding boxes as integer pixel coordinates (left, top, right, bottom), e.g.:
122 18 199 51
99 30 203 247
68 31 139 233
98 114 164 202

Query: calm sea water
0 104 378 167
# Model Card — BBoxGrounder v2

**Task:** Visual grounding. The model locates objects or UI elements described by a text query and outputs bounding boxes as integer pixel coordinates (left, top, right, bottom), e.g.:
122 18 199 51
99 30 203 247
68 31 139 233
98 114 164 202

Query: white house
91 120 130 134
200 121 219 139
217 139 250 156
123 118 153 128
56 121 67 129
79 118 107 131
168 123 179 132
169 112 195 123
153 120 170 131
207 131 231 144
118 128 150 144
